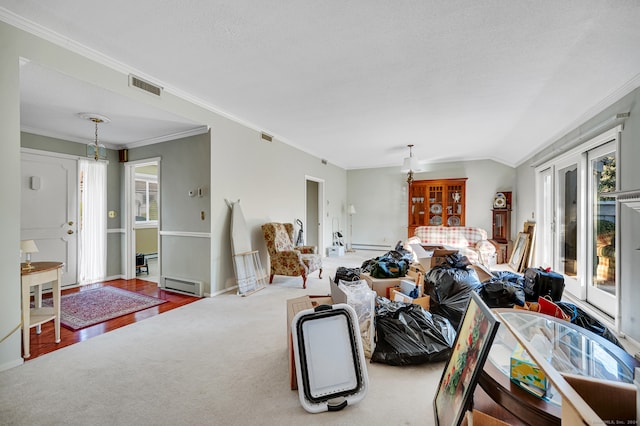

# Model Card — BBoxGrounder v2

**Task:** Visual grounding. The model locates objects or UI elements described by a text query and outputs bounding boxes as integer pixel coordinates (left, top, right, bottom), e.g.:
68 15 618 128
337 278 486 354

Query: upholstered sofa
261 222 323 288
409 226 496 265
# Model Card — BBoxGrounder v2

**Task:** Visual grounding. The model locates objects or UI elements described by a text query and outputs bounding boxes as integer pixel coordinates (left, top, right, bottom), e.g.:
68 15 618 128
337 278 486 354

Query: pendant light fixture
79 113 110 161
401 144 423 184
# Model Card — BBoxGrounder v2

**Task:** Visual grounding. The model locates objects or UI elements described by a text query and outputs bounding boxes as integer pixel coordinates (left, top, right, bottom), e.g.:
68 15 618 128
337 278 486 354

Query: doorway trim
305 175 325 257
124 157 161 280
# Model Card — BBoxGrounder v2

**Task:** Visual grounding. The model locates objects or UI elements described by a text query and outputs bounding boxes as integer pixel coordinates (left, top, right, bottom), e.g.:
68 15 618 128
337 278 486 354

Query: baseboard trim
0 357 24 372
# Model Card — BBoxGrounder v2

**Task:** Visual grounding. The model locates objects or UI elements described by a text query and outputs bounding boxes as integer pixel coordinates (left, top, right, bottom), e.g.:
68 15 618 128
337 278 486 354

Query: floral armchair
261 222 323 289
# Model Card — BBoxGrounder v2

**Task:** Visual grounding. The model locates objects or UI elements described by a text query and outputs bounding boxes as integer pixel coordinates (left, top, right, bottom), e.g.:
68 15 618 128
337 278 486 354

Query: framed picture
522 221 536 269
508 232 530 272
433 292 500 426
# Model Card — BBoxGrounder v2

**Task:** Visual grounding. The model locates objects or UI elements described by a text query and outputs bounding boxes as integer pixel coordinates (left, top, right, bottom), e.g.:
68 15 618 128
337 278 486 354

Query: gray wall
347 160 517 247
127 132 211 291
515 87 640 341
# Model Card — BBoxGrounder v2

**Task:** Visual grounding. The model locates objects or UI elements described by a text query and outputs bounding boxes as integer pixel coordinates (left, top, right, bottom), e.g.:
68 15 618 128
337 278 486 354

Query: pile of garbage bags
425 257 483 330
371 297 456 366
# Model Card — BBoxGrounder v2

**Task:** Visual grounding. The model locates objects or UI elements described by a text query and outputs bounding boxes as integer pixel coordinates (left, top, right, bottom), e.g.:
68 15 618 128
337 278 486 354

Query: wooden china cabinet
407 178 467 237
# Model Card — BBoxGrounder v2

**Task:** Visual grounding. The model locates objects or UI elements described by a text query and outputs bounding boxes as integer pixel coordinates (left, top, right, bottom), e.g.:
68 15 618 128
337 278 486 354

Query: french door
535 128 620 318
586 141 617 314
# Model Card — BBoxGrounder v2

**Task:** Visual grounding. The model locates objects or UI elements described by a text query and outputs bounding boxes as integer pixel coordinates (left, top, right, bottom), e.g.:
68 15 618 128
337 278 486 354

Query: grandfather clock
491 192 512 263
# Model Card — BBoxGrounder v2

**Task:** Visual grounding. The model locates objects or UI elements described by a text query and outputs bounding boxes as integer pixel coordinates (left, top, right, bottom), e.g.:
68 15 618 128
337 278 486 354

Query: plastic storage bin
291 303 369 413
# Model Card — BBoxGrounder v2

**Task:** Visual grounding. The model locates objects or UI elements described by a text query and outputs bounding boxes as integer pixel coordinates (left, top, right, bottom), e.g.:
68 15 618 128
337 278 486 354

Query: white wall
347 159 517 247
0 23 23 371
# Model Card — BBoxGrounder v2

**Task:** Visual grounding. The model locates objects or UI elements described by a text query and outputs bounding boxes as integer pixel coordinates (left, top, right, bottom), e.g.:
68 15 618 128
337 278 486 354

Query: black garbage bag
556 302 623 348
478 279 525 308
442 252 472 269
372 298 456 366
425 265 483 330
362 249 412 278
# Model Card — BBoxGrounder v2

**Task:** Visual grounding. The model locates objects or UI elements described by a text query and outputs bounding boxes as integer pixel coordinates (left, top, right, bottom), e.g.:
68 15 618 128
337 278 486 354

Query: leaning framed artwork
508 231 530 272
433 292 500 426
522 221 537 270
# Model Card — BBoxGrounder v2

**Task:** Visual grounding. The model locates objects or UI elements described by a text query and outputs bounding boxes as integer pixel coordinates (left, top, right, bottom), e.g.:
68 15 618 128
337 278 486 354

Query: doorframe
124 157 161 280
305 175 325 257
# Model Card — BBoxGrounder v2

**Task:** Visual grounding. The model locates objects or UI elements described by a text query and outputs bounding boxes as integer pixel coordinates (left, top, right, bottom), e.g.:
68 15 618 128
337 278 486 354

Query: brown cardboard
470 263 493 282
390 288 430 310
461 410 511 426
562 373 636 424
287 295 333 389
359 273 414 297
431 249 459 267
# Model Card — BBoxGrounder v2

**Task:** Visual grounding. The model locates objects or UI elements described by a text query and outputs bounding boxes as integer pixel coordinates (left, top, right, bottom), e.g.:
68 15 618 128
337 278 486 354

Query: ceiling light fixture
401 144 422 184
79 113 110 161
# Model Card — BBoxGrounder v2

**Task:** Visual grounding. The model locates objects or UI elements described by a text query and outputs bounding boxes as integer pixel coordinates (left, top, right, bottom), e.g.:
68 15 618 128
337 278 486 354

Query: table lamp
21 239 39 271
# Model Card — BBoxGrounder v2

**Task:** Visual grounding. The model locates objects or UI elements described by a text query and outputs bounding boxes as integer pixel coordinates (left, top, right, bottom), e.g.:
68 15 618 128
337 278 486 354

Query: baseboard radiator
351 243 393 251
160 276 203 297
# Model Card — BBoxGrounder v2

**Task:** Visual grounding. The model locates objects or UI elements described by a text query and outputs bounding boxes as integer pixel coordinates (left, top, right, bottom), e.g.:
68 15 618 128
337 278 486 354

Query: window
135 174 158 224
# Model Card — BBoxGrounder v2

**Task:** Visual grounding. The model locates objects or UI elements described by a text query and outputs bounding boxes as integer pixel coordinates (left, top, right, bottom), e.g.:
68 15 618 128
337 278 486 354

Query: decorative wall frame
433 291 500 426
509 231 530 272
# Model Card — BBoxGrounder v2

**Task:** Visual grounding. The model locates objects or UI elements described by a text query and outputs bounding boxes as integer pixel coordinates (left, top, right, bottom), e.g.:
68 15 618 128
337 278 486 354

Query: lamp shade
401 156 423 173
348 204 357 215
20 239 39 254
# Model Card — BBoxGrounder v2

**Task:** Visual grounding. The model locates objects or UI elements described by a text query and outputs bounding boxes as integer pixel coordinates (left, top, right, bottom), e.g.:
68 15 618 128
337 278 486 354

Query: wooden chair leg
269 274 274 284
318 268 323 279
302 274 307 289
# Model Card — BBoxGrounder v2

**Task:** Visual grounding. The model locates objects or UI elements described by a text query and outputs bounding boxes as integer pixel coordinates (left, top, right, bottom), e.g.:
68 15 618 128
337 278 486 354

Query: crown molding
125 125 209 149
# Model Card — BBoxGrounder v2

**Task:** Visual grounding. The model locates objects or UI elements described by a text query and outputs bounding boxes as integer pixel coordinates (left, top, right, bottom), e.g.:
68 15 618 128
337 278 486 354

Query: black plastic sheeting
556 301 623 348
425 265 483 330
372 298 457 366
478 271 526 309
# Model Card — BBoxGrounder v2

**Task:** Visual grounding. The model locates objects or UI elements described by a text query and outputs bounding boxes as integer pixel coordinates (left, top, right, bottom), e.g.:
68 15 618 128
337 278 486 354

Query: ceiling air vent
128 74 163 96
261 132 273 142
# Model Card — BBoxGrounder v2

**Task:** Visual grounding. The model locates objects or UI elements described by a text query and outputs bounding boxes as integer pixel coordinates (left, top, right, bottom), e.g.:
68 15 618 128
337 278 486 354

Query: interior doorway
125 158 161 282
305 176 325 256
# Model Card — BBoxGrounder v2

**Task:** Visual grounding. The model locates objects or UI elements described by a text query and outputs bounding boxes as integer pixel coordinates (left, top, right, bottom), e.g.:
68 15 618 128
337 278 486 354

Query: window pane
149 182 159 221
558 164 578 277
592 154 616 295
135 180 148 221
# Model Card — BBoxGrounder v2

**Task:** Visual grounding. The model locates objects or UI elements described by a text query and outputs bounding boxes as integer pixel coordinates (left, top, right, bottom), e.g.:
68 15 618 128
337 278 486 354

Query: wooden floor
25 278 200 360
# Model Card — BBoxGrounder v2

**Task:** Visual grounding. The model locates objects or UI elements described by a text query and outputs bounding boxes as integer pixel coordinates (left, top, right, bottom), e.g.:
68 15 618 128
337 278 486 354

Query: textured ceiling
3 1 640 169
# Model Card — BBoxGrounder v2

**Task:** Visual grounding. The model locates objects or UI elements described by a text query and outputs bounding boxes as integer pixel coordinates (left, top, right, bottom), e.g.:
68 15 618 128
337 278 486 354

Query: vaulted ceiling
3 1 640 169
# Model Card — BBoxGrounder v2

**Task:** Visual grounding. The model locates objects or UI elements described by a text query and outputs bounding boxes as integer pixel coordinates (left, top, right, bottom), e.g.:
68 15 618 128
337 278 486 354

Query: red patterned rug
42 286 167 330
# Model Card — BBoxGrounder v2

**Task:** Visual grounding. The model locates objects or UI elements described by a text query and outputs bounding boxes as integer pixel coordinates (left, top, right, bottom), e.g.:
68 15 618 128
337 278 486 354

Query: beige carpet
0 251 445 426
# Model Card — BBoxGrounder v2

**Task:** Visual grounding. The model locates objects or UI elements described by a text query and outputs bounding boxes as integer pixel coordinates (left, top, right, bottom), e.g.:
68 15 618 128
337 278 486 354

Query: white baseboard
0 357 24 372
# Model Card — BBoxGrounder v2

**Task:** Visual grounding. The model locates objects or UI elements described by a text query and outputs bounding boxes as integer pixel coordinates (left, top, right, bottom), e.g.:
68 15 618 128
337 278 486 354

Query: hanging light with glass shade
79 113 110 161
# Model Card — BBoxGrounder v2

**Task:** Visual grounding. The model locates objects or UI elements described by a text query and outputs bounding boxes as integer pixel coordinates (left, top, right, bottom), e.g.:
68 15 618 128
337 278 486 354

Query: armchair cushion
413 226 496 265
261 222 322 288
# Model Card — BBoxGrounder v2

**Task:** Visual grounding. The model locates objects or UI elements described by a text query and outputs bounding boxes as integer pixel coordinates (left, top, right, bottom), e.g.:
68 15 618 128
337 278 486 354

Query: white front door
21 151 78 286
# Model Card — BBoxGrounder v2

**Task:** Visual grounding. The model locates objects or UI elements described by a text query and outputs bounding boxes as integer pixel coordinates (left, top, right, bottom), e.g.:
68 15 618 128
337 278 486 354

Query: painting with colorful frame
433 291 500 426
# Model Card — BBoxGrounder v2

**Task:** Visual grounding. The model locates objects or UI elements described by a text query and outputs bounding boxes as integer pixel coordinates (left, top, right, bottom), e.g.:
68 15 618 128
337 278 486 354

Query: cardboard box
359 272 414 297
287 295 333 389
510 343 548 394
408 243 459 270
390 288 430 310
327 245 345 257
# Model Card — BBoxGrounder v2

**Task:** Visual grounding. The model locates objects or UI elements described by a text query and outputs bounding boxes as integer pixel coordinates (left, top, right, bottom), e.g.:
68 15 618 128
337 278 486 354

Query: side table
20 261 63 358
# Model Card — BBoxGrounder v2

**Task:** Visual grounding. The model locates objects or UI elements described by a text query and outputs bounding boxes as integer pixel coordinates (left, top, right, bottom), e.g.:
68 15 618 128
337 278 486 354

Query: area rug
42 286 167 330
